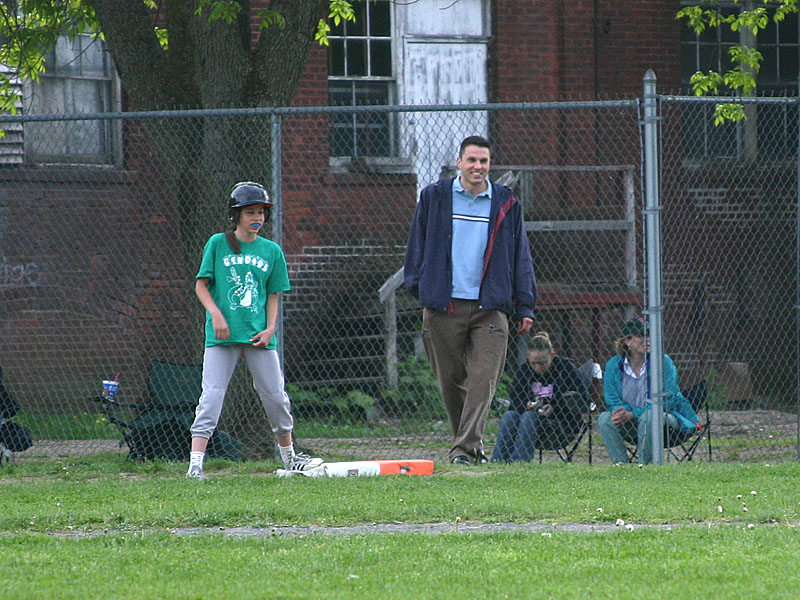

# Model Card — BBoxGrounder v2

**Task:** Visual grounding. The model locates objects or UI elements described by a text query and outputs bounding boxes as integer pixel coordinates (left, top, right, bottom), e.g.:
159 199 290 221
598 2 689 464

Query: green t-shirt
196 233 290 348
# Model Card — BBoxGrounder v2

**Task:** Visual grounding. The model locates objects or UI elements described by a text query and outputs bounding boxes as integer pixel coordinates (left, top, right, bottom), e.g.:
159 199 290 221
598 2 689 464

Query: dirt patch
40 519 796 540
7 408 798 465
12 439 126 462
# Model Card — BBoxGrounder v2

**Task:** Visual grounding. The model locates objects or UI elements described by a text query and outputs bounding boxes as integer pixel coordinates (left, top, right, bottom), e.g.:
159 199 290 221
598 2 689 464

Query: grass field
3 456 800 599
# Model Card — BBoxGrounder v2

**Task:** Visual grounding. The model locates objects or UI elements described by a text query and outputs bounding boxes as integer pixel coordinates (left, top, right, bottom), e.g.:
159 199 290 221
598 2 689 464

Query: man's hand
517 317 533 334
610 406 634 426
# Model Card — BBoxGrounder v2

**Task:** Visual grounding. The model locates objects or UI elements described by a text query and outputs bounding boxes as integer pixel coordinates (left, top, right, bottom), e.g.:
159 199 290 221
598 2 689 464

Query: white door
395 0 489 194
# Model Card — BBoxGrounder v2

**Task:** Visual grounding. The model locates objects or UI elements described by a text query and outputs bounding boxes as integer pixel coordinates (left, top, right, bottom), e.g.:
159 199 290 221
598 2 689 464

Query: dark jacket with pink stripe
404 177 537 321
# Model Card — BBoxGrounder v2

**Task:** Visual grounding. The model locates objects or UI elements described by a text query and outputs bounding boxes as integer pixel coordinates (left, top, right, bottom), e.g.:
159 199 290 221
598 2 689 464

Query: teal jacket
603 354 700 432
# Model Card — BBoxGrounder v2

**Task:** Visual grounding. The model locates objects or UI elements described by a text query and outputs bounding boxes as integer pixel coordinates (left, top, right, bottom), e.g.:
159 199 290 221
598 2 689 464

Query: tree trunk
83 1 325 370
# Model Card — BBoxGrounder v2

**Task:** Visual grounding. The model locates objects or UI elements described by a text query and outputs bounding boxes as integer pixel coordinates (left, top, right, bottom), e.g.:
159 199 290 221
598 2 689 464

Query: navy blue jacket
404 177 537 320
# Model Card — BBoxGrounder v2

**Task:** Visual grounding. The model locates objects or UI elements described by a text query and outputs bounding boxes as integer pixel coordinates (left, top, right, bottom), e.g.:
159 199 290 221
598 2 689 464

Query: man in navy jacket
404 135 537 464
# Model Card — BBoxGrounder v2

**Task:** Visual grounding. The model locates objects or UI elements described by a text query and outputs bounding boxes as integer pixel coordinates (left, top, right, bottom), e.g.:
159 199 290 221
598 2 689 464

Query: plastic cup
102 380 119 399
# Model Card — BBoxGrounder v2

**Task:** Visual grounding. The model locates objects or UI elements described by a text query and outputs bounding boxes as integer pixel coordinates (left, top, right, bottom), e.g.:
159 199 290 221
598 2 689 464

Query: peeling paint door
395 0 489 193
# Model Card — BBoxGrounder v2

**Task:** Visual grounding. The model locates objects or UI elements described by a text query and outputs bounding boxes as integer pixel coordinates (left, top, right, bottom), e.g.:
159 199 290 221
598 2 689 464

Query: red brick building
1 1 796 411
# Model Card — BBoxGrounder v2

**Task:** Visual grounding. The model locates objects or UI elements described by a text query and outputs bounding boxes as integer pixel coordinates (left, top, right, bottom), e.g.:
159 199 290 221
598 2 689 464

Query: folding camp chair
0 366 33 464
535 359 603 464
534 392 592 463
625 380 711 463
94 360 242 462
667 379 711 461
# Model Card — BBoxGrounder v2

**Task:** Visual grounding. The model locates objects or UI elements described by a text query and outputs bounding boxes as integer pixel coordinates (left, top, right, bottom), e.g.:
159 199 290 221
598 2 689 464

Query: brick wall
0 169 197 411
0 2 687 413
490 0 681 100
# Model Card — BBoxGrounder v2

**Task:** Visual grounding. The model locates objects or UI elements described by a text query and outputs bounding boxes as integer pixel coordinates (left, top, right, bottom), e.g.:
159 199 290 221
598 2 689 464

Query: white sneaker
186 464 207 480
284 452 323 472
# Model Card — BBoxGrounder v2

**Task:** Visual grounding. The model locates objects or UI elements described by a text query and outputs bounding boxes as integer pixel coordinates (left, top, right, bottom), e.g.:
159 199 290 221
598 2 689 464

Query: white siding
0 64 24 165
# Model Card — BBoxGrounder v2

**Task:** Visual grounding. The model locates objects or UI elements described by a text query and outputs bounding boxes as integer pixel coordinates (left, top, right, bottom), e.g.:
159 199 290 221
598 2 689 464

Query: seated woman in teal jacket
597 318 700 464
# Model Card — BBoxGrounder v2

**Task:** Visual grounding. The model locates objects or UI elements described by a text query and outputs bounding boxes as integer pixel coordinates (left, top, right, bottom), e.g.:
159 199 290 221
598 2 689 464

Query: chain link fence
660 95 799 463
0 87 797 464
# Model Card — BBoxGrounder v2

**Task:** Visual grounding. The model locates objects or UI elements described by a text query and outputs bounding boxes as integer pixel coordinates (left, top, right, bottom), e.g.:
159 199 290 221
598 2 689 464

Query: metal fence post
796 92 800 461
271 111 285 366
643 70 665 464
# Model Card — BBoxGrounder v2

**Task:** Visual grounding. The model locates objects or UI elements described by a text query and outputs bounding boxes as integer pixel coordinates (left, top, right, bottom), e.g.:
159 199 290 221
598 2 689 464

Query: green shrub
286 384 376 422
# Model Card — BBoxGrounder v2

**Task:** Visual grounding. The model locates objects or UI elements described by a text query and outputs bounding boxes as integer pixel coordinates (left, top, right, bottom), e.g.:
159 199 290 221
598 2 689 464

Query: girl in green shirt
187 182 322 479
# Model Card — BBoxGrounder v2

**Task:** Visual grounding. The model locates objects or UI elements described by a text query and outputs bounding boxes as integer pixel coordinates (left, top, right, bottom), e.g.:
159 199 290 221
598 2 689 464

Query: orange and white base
276 459 434 478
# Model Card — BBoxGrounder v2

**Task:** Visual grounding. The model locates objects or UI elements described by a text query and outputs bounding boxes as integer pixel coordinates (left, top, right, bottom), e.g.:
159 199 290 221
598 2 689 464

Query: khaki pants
422 300 509 461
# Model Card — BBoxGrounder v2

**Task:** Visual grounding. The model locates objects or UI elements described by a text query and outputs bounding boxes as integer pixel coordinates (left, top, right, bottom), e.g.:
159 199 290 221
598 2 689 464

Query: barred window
24 34 120 165
328 0 395 157
680 1 799 160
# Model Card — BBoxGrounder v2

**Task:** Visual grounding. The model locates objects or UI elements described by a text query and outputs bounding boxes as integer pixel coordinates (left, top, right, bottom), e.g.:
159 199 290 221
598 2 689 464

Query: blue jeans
597 409 680 464
492 410 565 462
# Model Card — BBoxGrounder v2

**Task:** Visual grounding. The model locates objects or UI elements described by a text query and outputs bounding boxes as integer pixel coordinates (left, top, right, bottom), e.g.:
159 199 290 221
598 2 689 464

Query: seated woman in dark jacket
491 332 588 462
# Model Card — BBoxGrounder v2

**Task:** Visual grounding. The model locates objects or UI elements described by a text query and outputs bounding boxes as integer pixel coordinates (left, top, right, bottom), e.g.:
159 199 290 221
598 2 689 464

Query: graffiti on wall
0 203 40 288
0 255 40 288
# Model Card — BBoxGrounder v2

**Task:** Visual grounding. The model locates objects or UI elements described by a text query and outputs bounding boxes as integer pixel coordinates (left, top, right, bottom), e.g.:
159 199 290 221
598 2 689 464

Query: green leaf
155 28 168 51
315 19 331 46
195 0 242 24
724 67 758 94
256 9 286 30
713 103 746 125
689 71 723 96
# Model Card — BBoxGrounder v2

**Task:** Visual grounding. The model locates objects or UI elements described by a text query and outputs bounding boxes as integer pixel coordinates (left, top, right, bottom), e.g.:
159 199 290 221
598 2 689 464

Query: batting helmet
229 181 272 209
228 181 272 222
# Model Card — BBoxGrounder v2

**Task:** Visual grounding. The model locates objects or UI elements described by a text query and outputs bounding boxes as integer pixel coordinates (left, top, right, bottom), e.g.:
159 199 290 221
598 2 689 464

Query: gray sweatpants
190 345 294 439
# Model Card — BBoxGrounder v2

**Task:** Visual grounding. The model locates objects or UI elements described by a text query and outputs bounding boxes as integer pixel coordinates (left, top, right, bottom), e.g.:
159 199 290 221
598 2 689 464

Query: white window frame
22 33 122 167
328 0 397 160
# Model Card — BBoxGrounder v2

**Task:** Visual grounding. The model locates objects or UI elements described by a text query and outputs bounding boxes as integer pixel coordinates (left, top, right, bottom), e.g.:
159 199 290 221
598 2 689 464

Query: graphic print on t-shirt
531 382 554 399
226 267 259 312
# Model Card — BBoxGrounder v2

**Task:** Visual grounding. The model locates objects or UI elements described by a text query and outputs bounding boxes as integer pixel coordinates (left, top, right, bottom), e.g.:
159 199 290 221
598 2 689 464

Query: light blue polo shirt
451 176 492 299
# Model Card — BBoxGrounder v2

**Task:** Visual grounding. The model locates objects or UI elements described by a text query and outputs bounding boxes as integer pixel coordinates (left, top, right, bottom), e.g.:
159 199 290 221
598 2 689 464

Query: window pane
354 80 389 105
26 79 111 162
328 82 356 155
760 45 778 82
778 14 798 44
328 81 391 157
357 112 391 155
720 8 739 43
78 37 108 78
27 35 117 164
349 1 367 36
347 40 367 76
372 1 391 36
330 16 345 37
681 46 698 81
370 40 392 77
326 0 394 158
763 15 778 44
43 47 57 71
779 46 798 83
697 25 717 44
329 81 353 105
698 45 724 72
53 36 78 74
329 39 345 76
